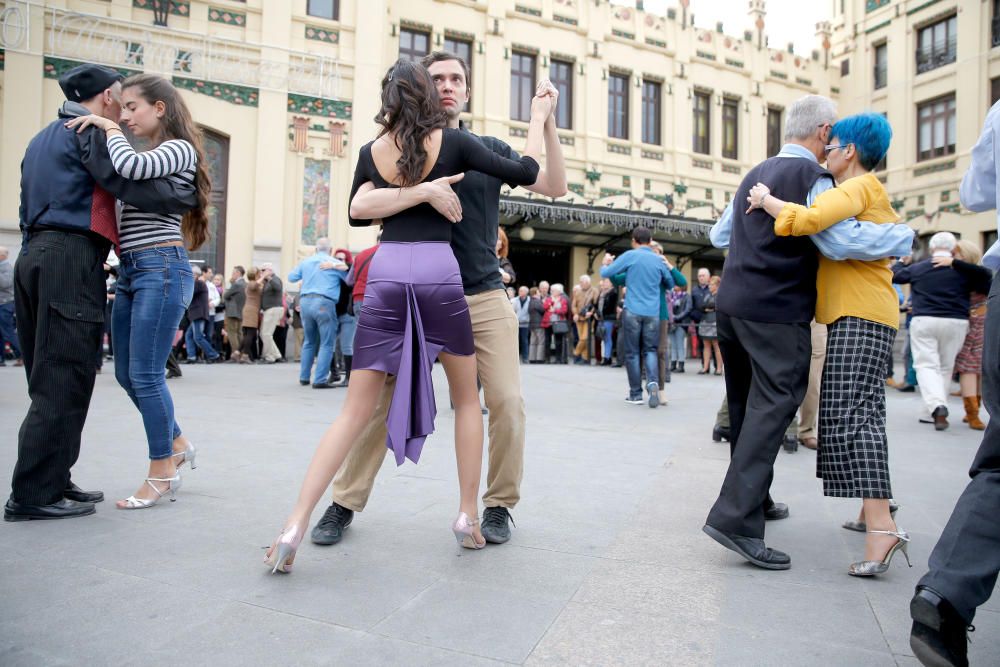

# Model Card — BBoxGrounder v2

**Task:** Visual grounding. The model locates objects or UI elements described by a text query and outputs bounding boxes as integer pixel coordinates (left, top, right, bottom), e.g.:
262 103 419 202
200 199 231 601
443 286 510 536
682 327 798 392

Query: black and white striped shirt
107 133 197 252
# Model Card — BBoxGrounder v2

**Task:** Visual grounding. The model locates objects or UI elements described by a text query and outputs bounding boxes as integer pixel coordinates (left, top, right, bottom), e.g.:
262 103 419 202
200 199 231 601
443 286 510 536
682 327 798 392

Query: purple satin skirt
353 242 475 466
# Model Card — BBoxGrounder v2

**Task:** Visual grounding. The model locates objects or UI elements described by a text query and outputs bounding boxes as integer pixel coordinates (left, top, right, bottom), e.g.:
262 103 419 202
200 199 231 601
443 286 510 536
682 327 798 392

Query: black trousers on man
706 313 811 539
918 273 1000 622
11 231 108 506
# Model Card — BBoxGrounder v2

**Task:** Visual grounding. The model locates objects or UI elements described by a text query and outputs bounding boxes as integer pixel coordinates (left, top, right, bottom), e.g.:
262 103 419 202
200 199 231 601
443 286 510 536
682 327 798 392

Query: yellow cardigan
773 172 901 329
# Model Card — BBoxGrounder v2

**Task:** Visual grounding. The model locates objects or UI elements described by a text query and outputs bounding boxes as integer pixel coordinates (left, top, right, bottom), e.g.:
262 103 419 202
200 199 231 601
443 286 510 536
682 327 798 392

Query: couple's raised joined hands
530 79 560 122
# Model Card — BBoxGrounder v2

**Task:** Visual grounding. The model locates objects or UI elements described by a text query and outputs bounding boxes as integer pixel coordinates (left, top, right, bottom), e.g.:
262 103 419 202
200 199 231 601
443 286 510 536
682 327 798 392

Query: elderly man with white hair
892 232 992 430
0 245 21 367
571 274 599 364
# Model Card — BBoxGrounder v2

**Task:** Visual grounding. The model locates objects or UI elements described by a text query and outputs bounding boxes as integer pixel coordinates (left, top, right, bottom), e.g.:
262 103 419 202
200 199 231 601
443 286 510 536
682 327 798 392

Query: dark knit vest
716 156 830 324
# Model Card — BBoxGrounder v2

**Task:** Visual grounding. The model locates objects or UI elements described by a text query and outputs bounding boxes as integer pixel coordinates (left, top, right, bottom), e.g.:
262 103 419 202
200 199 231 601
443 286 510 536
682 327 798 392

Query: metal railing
916 37 957 74
874 63 887 90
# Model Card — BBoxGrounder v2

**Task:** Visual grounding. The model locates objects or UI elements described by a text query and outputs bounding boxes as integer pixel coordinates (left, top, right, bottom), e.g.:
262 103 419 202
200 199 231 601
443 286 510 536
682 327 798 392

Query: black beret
58 64 123 102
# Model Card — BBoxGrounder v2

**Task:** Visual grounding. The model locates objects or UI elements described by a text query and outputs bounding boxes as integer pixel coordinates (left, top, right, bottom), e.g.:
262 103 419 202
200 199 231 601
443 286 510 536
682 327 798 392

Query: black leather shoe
311 503 354 545
312 382 335 389
897 383 916 393
299 379 310 386
166 368 182 379
933 405 949 431
64 483 104 503
712 425 730 442
481 506 515 544
702 524 791 570
910 587 971 667
764 502 790 521
782 434 798 452
4 498 96 522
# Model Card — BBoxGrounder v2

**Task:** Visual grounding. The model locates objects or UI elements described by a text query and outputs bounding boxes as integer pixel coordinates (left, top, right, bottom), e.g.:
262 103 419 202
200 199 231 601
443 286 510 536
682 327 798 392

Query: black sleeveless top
348 127 539 243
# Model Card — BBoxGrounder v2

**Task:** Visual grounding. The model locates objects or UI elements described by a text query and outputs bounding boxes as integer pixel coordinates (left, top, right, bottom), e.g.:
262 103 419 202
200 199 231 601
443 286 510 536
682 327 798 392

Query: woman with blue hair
745 113 910 578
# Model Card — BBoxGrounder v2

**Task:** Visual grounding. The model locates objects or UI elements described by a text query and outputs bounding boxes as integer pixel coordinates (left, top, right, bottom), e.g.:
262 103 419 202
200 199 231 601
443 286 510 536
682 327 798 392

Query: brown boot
963 396 986 430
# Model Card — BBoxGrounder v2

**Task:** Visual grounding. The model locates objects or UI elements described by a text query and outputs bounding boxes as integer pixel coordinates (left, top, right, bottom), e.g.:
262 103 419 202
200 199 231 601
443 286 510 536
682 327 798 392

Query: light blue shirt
962 100 1000 270
288 252 347 301
599 246 675 317
709 143 914 260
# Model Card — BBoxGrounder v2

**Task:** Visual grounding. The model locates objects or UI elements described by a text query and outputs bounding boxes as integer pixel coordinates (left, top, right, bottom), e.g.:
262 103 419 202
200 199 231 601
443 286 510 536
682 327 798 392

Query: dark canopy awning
499 195 725 268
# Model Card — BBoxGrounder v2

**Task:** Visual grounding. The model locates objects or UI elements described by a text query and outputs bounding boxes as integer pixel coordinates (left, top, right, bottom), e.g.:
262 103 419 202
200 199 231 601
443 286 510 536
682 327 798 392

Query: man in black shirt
310 51 567 546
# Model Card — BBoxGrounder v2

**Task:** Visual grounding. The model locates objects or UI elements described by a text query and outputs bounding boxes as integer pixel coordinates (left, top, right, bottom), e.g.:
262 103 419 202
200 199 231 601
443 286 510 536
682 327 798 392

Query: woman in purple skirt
265 60 548 572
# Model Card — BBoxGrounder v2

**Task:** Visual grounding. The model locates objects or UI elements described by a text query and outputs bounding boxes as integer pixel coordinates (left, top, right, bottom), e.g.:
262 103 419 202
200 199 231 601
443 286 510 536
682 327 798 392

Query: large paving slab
1 359 998 665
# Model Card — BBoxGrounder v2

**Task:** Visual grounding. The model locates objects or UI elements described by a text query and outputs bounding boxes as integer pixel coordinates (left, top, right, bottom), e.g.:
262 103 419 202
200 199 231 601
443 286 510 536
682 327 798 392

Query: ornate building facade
831 0 999 258
1 0 844 285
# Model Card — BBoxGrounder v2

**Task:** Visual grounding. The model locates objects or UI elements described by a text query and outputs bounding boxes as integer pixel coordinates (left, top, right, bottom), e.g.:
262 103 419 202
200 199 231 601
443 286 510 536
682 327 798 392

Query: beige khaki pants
798 321 828 440
573 320 590 359
224 317 242 355
331 288 526 511
260 306 284 361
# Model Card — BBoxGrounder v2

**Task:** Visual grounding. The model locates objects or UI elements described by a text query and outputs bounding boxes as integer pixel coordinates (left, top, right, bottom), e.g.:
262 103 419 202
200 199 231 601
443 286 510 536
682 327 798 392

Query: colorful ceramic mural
302 158 331 245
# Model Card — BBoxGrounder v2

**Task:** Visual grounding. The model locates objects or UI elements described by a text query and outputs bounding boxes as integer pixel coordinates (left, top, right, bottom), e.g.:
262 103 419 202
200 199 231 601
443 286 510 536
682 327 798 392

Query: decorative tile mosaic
302 158 331 245
208 7 246 26
44 56 140 81
287 93 352 119
173 76 259 106
305 24 339 43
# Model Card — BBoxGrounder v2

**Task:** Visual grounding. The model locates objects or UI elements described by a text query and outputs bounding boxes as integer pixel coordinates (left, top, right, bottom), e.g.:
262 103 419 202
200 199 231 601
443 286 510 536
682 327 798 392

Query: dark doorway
507 241 571 289
188 127 229 271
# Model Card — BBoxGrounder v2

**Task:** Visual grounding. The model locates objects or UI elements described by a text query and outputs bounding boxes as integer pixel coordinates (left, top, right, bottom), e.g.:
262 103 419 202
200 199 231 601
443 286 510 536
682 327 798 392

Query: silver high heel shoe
848 529 912 577
452 512 486 550
117 474 182 510
172 441 197 470
265 525 303 574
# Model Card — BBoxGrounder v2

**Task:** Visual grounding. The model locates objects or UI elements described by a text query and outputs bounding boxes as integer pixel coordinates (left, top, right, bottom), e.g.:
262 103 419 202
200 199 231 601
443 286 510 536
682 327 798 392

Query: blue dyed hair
830 113 892 172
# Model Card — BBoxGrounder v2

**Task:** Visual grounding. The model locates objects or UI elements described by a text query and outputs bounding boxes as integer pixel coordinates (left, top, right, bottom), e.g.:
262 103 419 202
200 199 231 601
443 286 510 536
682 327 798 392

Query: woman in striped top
67 74 211 510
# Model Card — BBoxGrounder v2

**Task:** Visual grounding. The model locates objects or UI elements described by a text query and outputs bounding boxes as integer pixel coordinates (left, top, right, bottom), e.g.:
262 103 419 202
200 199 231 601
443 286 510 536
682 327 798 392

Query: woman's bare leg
438 351 484 543
862 498 898 561
959 372 978 398
274 369 387 540
702 343 712 372
712 341 724 373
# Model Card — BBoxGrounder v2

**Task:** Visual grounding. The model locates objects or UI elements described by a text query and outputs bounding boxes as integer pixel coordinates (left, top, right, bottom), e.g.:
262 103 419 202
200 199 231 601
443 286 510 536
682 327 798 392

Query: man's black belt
28 225 110 246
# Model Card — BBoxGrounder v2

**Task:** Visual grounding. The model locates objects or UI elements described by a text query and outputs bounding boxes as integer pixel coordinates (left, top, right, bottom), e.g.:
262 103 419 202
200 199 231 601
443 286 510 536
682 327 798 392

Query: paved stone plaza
1 361 998 666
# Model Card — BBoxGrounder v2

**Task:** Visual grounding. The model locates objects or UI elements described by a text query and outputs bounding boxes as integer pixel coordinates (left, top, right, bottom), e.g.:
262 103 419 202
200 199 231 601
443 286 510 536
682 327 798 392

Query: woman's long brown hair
122 73 211 250
374 59 449 187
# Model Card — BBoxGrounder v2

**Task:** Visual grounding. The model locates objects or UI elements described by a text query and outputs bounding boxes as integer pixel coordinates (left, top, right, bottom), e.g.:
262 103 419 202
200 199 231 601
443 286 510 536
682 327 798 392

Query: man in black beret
5 63 198 522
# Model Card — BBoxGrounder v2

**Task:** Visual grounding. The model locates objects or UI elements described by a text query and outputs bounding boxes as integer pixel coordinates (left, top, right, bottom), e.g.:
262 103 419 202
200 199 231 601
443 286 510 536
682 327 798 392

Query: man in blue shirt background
600 226 674 408
288 237 347 389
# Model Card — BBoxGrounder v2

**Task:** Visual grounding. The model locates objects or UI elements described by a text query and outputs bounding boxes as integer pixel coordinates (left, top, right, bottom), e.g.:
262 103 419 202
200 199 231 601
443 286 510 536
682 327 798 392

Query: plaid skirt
816 317 896 498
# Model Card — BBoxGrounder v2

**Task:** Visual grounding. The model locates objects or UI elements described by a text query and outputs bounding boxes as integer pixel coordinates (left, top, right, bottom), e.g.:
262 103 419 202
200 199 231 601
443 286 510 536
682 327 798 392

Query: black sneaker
311 503 354 545
481 506 514 544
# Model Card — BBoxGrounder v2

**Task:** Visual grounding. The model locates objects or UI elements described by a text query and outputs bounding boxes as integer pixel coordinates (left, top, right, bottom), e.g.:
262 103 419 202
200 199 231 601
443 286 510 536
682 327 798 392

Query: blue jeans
669 326 687 362
337 311 357 356
0 301 20 359
622 309 660 399
113 246 193 459
601 321 615 360
185 318 219 360
300 295 338 384
519 325 530 361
